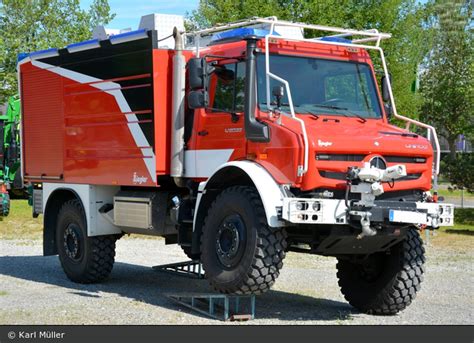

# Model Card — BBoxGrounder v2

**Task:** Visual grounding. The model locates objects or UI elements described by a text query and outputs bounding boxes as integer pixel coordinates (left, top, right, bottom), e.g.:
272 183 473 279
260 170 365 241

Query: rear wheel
56 199 119 283
336 228 425 315
201 186 287 295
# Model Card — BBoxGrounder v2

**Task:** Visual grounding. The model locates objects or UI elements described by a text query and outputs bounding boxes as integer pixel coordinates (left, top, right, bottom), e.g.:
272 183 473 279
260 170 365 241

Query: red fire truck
18 15 453 315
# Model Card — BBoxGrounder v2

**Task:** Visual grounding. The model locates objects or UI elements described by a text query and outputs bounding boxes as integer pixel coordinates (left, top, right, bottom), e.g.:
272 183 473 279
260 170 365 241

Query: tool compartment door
20 62 64 180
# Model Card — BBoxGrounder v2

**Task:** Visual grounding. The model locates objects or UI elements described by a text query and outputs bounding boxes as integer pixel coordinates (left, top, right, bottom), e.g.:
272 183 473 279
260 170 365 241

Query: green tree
0 0 115 103
187 0 433 118
442 153 474 192
419 0 473 158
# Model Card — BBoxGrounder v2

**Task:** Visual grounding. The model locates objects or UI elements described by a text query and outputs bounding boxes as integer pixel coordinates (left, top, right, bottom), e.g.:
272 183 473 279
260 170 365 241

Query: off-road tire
181 246 201 261
56 199 118 284
201 186 287 295
336 227 425 315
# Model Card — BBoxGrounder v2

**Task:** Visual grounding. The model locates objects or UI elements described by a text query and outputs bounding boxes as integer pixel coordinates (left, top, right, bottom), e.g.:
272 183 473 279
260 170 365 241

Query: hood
302 116 433 157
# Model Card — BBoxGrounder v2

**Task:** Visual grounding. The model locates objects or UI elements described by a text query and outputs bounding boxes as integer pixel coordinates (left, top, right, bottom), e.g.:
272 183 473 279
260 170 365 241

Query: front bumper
281 197 454 228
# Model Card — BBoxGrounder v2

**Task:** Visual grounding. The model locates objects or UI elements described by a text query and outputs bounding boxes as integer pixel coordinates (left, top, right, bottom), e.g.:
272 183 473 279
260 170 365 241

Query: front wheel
201 186 287 295
56 199 119 283
336 228 425 315
181 246 201 261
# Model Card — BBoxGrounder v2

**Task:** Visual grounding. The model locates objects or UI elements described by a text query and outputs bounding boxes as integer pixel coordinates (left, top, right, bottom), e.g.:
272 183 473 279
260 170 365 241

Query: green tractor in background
0 95 25 217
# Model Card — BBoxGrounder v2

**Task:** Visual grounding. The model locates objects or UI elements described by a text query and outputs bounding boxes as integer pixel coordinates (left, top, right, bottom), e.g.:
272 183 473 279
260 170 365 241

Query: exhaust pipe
170 27 186 187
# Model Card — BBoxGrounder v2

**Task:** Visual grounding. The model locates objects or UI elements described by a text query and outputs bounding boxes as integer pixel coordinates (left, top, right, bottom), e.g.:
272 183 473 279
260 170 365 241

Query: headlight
295 201 308 211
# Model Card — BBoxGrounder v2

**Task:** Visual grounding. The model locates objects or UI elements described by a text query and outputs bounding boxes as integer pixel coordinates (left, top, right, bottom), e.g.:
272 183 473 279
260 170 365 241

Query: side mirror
188 58 206 90
272 85 284 108
188 57 213 109
188 90 207 109
381 74 391 103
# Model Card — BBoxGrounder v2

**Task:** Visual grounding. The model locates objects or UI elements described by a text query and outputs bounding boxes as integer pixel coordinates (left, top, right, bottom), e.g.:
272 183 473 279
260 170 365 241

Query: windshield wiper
311 104 367 123
294 106 320 119
268 104 320 119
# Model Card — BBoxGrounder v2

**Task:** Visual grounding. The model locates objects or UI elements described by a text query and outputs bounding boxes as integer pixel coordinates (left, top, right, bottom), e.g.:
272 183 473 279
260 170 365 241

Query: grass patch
454 208 474 226
428 230 474 251
0 200 42 240
438 223 474 237
439 223 474 232
436 188 474 199
0 291 8 296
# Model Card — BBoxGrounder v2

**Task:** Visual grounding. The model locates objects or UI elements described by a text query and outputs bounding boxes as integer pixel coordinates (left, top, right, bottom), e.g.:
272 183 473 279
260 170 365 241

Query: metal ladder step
166 293 256 321
152 259 204 279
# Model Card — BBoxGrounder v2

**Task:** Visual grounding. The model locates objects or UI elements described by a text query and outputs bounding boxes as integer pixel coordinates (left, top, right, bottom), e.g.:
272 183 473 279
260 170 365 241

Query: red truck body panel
20 32 166 187
21 62 64 179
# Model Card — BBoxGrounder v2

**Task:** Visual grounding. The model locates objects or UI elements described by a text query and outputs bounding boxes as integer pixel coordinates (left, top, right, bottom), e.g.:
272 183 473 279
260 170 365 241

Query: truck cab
19 15 454 315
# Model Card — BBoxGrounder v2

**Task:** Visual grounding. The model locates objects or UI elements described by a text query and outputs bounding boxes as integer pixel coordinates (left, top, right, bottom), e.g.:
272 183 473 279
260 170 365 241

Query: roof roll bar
186 17 390 44
185 16 392 56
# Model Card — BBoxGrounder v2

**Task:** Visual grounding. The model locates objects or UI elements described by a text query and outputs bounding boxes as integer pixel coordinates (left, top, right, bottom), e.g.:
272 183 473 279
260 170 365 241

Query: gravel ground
0 234 473 325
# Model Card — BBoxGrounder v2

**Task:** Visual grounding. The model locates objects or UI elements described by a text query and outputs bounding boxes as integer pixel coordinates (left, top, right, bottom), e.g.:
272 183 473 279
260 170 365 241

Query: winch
347 162 407 238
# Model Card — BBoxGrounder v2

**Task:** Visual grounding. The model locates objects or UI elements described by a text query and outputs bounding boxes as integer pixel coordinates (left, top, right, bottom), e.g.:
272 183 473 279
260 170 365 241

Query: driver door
189 61 247 178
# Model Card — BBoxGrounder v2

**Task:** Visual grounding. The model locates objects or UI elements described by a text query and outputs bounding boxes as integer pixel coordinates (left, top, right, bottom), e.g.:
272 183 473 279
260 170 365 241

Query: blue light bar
67 38 100 53
211 28 279 43
109 29 148 45
17 52 29 63
317 36 352 44
29 48 59 60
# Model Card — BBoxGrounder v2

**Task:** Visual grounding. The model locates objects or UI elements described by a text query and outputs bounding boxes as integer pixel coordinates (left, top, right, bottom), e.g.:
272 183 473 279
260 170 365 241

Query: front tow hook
349 211 376 239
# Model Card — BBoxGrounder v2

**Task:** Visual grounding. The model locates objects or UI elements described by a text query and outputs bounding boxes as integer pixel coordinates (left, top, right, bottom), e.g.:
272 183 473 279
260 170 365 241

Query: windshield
256 54 382 119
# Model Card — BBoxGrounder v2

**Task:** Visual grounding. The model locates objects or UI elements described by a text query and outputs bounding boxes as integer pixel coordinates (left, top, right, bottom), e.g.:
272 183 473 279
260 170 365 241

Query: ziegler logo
318 139 333 147
133 172 148 185
405 144 428 150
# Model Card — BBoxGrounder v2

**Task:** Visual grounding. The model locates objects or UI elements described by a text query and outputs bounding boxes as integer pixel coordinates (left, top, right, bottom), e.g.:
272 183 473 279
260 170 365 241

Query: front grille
316 154 364 161
315 153 426 164
398 173 422 181
319 170 422 181
319 171 347 180
384 156 426 164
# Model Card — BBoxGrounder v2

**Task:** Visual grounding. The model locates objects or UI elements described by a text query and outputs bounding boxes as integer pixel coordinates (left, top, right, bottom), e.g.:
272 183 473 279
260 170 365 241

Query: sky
80 0 200 30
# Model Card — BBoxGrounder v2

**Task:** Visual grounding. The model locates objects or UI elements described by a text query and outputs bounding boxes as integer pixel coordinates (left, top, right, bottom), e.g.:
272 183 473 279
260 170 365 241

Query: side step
166 293 256 321
152 260 204 279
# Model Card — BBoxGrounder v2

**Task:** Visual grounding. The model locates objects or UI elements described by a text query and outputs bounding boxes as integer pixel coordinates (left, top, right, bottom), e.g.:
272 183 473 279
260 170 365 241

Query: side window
209 62 246 113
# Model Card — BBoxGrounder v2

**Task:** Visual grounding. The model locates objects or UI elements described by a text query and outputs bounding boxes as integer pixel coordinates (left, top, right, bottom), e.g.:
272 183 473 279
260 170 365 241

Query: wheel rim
63 223 83 262
357 254 385 282
215 214 246 269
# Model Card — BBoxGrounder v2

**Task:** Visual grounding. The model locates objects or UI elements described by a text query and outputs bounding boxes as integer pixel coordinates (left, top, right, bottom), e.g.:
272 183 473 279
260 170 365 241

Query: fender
194 161 289 229
42 183 122 237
